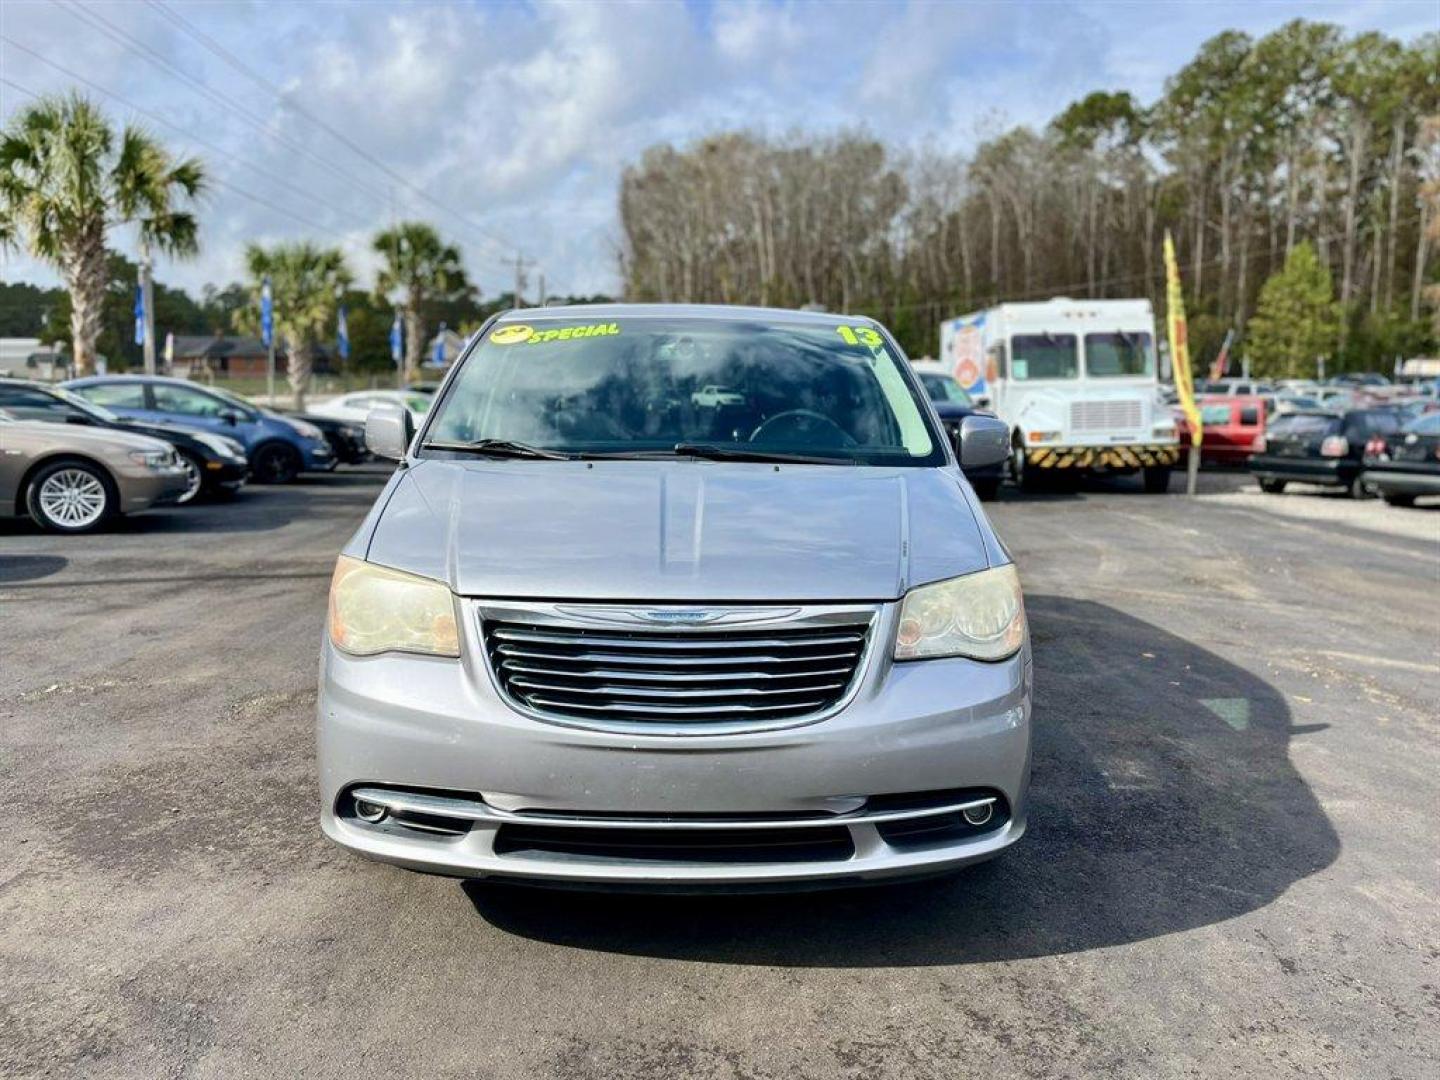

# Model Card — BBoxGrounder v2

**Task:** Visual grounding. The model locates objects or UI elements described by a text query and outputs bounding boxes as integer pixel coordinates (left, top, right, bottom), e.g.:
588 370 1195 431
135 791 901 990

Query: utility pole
139 237 157 375
514 253 527 309
538 272 545 308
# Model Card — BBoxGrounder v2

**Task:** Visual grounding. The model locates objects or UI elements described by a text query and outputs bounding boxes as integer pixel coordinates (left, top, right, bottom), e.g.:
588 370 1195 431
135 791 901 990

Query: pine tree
1244 242 1341 378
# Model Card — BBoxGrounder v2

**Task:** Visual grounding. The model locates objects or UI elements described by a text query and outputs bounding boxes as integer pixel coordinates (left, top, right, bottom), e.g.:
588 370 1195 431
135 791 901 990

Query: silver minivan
318 305 1031 888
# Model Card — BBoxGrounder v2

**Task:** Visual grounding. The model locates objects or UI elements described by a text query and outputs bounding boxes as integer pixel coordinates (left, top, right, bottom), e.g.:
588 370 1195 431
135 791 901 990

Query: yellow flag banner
1164 231 1202 451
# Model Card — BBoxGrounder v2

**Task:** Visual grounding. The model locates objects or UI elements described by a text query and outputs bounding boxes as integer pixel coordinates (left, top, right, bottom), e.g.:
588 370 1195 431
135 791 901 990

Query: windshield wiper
670 443 855 465
424 438 575 460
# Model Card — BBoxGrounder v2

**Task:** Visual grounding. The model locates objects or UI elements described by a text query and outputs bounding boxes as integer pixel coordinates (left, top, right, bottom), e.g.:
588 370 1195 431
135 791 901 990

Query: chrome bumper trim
348 787 997 832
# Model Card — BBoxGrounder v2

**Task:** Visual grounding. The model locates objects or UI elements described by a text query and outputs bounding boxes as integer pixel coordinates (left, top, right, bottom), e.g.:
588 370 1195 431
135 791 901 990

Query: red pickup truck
1176 395 1267 465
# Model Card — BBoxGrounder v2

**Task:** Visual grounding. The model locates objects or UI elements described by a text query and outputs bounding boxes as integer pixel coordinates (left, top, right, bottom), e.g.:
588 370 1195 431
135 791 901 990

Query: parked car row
1 374 383 533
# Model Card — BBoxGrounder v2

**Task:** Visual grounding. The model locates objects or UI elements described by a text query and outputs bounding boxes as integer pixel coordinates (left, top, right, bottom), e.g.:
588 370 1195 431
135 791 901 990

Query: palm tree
0 92 205 375
242 242 350 410
373 222 470 383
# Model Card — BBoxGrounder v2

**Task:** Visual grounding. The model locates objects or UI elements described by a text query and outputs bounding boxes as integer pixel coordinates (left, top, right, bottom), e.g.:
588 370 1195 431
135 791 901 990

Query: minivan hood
364 459 993 602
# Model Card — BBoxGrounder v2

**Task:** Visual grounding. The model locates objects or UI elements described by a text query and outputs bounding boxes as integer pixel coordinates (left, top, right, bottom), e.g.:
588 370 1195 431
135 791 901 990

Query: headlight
290 419 324 440
327 556 460 658
128 449 174 469
194 433 247 459
894 565 1025 662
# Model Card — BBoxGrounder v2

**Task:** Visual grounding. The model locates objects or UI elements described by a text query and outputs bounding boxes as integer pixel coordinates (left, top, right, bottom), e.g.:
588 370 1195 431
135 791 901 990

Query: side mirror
365 404 414 461
220 409 242 426
958 414 1009 469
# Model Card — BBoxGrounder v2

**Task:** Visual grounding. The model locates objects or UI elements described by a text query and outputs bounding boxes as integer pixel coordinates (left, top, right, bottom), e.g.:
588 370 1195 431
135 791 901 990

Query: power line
52 0 397 215
0 37 366 237
0 73 351 242
49 0 568 294
144 0 535 269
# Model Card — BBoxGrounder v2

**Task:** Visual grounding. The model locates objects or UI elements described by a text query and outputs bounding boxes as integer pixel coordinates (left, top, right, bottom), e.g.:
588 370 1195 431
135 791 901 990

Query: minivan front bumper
317 601 1032 887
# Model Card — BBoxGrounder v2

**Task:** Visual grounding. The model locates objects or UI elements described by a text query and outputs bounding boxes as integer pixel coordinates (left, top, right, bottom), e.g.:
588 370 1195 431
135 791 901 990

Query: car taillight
1251 435 1266 453
1320 435 1348 458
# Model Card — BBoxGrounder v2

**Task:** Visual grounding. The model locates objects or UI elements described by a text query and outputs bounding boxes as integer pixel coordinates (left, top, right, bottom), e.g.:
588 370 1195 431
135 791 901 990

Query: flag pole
1163 231 1202 496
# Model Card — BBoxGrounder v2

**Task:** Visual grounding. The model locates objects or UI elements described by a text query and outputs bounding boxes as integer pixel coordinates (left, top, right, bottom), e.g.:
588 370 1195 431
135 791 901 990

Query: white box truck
940 298 1180 492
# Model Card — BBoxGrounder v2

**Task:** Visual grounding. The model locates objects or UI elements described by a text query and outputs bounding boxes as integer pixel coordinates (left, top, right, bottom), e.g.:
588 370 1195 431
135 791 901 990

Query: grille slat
495 645 863 667
502 661 855 683
491 627 865 651
528 696 831 717
485 614 871 729
509 677 848 699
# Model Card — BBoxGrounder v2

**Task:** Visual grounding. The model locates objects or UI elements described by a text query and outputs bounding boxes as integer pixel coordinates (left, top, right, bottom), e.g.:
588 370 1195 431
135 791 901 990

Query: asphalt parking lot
2 467 1436 1079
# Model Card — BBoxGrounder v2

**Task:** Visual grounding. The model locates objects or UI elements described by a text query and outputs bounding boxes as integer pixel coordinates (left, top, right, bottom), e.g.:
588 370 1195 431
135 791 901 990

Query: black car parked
0 379 248 504
913 365 1005 500
285 413 368 465
1362 411 1440 506
1249 407 1404 499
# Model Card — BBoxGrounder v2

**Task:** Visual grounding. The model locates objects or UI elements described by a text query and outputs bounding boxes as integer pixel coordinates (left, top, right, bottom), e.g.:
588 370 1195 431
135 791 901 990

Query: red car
1176 395 1267 465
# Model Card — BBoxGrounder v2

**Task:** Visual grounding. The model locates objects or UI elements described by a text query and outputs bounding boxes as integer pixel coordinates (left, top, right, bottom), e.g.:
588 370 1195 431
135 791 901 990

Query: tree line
619 20 1440 373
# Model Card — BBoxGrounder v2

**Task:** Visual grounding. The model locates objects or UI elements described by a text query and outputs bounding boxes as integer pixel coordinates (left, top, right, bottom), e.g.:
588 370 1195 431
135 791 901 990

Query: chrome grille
482 610 872 731
1070 398 1142 432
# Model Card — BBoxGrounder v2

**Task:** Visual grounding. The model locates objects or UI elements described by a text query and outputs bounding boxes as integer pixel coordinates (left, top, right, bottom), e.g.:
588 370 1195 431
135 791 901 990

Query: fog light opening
354 798 388 824
961 803 994 827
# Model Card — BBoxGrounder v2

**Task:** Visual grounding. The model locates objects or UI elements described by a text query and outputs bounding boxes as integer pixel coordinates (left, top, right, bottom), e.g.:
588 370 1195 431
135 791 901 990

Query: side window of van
1238 407 1260 426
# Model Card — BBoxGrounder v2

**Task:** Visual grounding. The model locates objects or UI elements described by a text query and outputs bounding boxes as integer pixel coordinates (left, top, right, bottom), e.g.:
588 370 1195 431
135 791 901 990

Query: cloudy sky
1 0 1434 302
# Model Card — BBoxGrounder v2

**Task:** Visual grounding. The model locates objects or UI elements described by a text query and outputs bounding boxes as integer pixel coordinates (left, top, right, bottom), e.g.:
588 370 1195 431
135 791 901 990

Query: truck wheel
1258 479 1286 494
26 458 117 533
1142 466 1172 494
1011 444 1040 492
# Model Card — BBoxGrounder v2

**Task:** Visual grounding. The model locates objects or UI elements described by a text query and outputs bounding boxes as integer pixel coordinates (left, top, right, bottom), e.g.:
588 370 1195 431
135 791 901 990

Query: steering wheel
749 410 857 448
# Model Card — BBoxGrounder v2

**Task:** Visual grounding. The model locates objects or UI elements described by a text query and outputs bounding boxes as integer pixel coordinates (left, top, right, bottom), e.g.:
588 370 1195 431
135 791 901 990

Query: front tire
175 451 205 505
971 477 1000 501
1142 466 1172 494
26 459 116 533
1347 474 1373 500
1381 491 1416 507
251 442 301 484
1010 443 1041 493
1258 478 1286 494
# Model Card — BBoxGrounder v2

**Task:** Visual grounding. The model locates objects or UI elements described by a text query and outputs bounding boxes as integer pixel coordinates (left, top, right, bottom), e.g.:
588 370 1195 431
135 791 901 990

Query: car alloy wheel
176 453 204 504
36 467 109 529
253 444 300 484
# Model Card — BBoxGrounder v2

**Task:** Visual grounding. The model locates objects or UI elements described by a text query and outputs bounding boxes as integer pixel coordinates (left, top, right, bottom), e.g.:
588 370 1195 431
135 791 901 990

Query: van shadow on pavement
466 595 1338 967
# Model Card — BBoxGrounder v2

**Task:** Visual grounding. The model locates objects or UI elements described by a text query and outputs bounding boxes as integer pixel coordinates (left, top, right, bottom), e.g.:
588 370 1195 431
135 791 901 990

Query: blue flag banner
260 275 274 348
133 285 144 346
433 322 447 367
337 304 350 362
389 313 403 367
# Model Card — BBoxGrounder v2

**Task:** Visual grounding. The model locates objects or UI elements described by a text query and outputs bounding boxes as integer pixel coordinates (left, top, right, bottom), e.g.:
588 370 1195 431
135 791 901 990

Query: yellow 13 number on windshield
835 325 883 348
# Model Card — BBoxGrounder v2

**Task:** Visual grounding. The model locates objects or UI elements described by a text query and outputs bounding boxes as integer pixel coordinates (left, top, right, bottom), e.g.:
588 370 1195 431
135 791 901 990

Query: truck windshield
1086 332 1155 377
1009 334 1077 380
423 316 942 465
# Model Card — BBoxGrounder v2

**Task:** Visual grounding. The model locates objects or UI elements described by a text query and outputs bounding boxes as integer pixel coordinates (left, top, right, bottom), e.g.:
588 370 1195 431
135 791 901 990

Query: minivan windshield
422 317 942 465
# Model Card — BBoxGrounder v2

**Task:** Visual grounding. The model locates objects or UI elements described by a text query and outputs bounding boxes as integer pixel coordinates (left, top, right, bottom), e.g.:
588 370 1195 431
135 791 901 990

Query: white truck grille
1070 399 1142 432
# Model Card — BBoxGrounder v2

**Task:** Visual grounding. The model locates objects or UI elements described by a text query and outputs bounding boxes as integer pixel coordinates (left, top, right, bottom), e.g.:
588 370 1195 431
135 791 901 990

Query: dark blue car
64 375 333 484
912 363 1006 500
